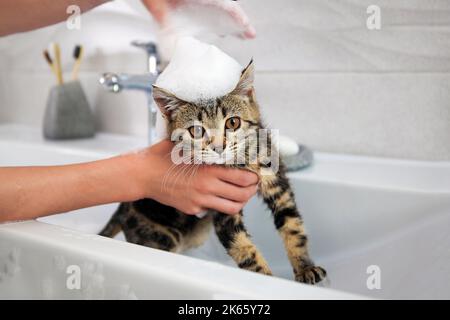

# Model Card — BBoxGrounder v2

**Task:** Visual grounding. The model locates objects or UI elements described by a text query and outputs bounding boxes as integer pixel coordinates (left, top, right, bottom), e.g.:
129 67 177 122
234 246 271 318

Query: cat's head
152 60 260 165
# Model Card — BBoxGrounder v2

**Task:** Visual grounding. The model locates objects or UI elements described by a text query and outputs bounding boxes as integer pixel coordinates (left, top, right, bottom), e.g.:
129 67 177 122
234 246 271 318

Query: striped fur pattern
99 61 326 284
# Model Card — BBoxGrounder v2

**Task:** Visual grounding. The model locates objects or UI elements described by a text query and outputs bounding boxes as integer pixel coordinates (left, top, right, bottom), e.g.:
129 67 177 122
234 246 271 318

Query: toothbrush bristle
43 50 53 64
73 45 81 59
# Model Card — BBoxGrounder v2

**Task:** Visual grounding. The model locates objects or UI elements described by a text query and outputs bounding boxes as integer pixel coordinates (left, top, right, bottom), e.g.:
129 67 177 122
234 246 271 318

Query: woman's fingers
195 166 259 214
212 179 257 203
167 0 256 38
217 0 256 38
141 0 169 24
199 195 244 215
211 166 258 187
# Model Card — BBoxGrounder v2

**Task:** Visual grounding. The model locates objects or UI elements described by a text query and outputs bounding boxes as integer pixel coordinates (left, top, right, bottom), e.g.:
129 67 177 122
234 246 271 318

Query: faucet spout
99 41 161 145
131 40 159 75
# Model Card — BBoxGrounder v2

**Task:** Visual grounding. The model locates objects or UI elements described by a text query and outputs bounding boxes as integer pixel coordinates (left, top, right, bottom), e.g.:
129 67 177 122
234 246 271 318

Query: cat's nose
212 146 225 155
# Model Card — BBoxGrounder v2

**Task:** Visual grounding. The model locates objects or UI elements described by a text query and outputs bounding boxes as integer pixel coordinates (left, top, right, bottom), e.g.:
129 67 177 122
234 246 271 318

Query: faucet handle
99 72 121 92
131 40 160 75
131 40 158 55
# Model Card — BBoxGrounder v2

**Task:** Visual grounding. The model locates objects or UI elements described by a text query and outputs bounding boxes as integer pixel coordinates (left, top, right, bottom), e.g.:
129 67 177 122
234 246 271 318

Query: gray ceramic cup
43 80 95 140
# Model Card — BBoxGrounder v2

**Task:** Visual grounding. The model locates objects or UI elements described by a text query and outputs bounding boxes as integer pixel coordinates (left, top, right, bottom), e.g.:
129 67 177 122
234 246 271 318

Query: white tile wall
220 0 450 72
0 0 449 160
255 72 450 160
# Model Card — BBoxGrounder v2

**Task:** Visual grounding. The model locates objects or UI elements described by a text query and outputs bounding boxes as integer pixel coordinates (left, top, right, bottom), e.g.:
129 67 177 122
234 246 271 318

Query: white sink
1 124 449 299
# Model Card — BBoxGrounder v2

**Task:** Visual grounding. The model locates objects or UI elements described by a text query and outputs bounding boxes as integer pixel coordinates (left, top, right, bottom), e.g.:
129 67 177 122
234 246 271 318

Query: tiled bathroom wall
0 0 449 160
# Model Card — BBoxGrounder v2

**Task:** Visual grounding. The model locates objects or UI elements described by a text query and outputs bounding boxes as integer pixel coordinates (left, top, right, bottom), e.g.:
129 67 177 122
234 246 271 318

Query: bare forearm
0 153 142 222
0 0 109 36
0 140 259 223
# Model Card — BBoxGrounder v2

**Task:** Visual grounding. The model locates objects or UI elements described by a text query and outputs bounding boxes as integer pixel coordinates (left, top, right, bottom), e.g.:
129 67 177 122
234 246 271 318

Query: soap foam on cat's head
155 37 242 103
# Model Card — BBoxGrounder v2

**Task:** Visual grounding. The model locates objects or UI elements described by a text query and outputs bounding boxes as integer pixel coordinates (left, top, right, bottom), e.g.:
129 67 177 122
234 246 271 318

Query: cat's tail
98 203 126 238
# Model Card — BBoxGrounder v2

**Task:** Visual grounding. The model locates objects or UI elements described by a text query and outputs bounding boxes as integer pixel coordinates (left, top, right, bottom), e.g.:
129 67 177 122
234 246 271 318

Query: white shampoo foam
155 37 242 102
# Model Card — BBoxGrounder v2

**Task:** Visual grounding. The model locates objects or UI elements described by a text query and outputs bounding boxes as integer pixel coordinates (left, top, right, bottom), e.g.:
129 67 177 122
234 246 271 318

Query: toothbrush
43 50 58 80
72 45 83 80
52 43 63 85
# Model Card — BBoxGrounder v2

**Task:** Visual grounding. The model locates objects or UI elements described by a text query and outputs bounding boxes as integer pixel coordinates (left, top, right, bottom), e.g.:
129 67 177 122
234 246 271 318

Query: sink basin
1 124 449 299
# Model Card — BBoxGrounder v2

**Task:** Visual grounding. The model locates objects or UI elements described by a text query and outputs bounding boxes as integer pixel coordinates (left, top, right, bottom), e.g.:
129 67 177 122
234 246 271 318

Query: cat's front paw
295 266 327 285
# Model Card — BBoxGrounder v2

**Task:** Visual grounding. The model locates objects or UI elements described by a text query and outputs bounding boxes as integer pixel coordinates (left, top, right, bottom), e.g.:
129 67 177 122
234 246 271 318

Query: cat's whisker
165 164 186 197
182 163 196 183
170 162 194 197
162 151 193 193
161 162 178 191
161 162 181 193
186 164 200 187
176 163 198 191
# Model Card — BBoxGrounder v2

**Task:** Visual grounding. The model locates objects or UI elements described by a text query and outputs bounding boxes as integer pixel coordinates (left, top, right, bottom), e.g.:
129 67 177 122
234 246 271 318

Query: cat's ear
152 85 185 118
232 59 255 97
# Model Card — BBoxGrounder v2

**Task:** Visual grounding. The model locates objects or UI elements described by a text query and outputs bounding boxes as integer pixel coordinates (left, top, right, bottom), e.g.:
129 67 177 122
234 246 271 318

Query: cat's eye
225 117 241 131
188 125 205 138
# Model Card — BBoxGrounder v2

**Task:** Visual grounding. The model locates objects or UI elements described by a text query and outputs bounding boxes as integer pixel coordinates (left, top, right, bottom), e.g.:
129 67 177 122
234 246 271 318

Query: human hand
141 0 256 39
134 140 258 215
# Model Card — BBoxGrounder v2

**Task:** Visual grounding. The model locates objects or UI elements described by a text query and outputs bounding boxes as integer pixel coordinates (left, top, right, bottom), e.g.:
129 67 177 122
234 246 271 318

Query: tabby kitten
99 61 326 284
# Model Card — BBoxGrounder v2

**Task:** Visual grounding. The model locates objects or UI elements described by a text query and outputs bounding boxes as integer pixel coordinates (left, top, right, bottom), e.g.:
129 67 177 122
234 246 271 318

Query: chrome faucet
99 41 160 144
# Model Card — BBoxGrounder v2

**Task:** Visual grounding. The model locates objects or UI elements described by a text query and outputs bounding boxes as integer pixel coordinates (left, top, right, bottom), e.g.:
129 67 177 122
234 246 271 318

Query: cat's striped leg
260 171 326 284
123 215 182 253
213 212 272 276
99 202 127 237
134 226 182 252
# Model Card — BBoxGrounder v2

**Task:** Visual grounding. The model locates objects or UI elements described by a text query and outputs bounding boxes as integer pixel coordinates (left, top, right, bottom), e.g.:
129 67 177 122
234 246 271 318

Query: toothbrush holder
43 80 95 140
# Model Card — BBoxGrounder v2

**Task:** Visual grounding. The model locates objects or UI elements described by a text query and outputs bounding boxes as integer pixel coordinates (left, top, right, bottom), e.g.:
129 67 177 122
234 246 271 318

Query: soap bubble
155 37 242 103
